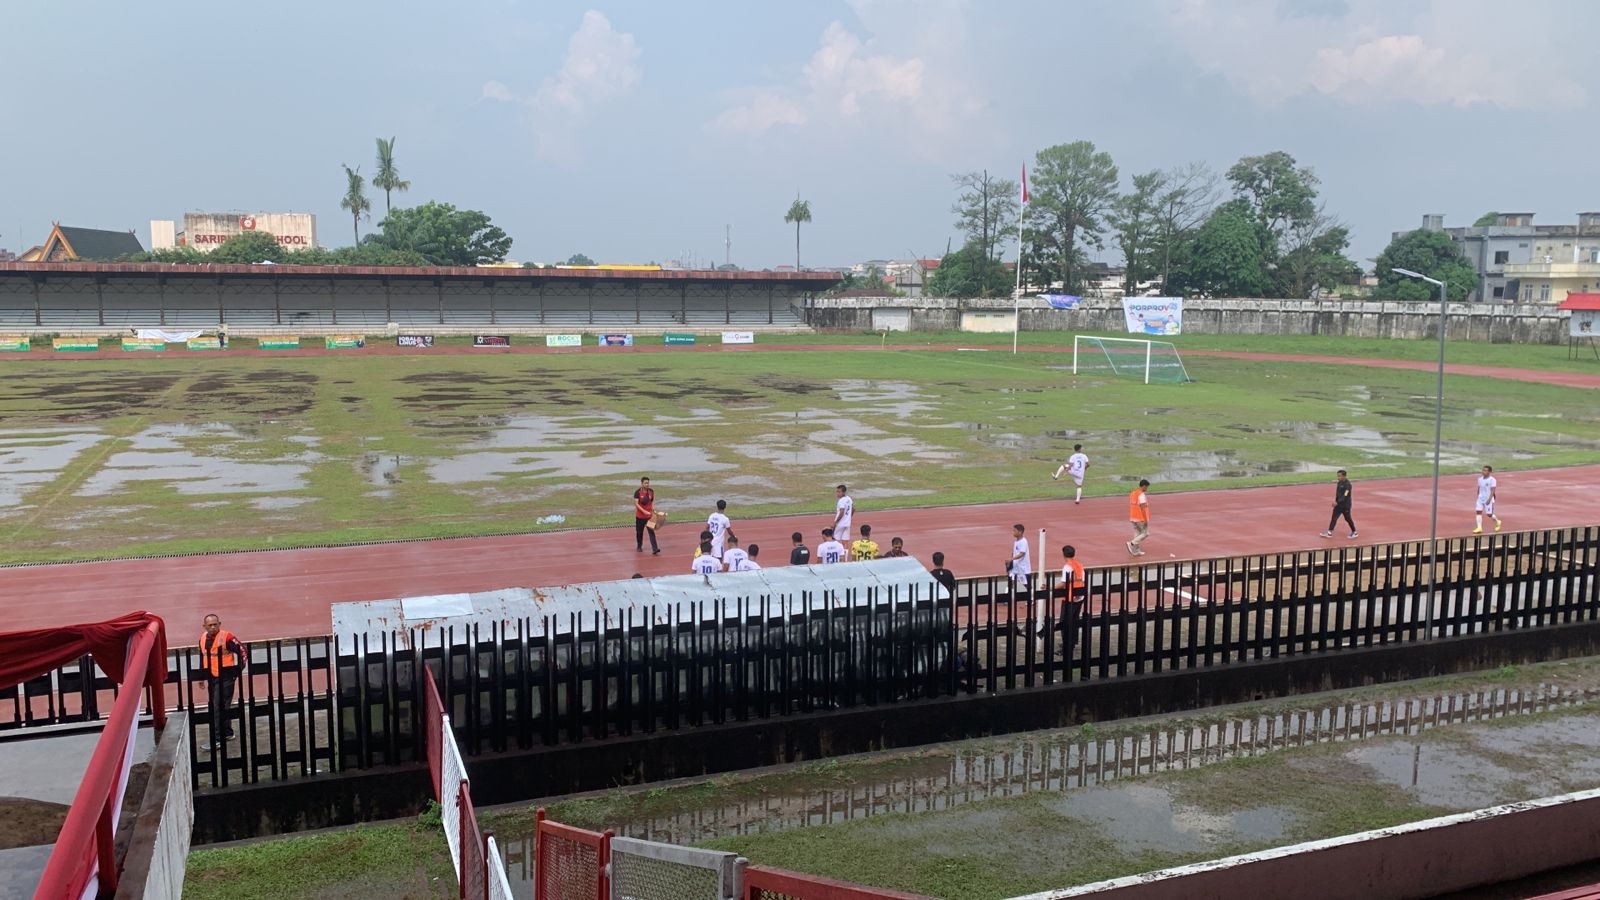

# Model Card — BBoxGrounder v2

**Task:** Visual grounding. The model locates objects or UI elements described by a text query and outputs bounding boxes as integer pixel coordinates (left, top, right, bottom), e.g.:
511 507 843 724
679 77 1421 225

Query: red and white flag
1021 165 1029 204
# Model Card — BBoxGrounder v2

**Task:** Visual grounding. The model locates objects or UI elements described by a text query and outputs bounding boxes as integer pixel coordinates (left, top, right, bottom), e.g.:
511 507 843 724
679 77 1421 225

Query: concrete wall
804 296 1574 345
114 715 191 900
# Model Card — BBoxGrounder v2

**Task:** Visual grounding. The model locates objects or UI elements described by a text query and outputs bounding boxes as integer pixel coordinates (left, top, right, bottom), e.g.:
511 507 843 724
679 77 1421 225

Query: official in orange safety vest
199 615 245 750
1127 479 1151 557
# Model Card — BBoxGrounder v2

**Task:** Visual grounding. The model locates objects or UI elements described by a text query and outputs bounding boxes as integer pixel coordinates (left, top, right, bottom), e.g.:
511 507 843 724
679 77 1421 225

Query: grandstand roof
0 261 841 288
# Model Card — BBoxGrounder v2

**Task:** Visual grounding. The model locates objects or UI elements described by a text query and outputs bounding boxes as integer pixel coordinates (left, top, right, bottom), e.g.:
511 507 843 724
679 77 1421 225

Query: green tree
783 196 812 270
927 244 1013 298
1226 151 1319 247
339 165 371 244
564 253 595 266
1151 162 1220 291
1372 229 1476 301
371 137 411 213
1472 211 1499 227
1026 141 1119 293
1276 221 1357 298
205 230 286 264
1111 170 1167 294
951 170 1019 266
369 202 513 266
1170 200 1272 297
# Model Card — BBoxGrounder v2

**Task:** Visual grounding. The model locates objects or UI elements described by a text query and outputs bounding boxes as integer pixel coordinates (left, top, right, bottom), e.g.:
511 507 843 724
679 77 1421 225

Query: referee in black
1320 469 1358 539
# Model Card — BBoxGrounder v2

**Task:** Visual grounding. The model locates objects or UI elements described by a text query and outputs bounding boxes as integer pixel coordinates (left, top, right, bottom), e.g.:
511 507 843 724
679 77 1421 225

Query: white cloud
480 10 642 161
1163 0 1587 110
710 3 983 140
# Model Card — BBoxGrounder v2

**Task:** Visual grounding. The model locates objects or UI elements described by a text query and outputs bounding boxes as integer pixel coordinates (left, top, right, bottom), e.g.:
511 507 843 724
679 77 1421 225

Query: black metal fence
4 527 1596 789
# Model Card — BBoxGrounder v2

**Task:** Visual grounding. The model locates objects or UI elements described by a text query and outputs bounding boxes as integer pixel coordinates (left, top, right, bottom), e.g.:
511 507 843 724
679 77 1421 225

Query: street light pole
1393 267 1447 635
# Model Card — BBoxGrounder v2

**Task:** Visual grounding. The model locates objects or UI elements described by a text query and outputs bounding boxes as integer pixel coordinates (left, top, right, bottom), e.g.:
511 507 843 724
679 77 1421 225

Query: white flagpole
1013 166 1026 355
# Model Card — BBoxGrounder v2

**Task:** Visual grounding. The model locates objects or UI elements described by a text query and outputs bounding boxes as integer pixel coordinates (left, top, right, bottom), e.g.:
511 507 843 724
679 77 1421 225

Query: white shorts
1476 499 1495 515
710 535 726 558
835 524 851 542
1071 474 1085 487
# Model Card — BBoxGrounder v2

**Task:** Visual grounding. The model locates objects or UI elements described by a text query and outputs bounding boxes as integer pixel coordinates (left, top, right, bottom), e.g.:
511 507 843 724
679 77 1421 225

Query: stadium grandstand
0 262 839 334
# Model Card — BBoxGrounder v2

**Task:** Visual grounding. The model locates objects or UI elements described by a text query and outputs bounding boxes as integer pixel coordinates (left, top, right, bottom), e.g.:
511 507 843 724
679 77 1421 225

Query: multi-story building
1403 212 1600 302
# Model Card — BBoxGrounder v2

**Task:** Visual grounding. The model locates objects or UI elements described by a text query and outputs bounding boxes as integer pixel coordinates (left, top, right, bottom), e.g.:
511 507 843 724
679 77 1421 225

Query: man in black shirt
930 551 956 593
633 476 660 555
789 531 811 566
1320 469 1358 539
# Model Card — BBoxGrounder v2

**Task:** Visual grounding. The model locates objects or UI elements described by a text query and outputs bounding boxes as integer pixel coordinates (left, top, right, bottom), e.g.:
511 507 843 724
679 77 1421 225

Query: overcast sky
5 0 1597 269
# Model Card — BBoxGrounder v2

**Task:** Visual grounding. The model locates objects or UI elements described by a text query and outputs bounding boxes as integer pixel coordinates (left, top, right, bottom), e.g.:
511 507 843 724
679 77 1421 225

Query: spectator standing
633 476 660 555
199 614 245 750
1127 479 1152 556
1320 470 1357 539
833 485 854 542
851 524 879 561
1474 465 1502 534
789 531 812 566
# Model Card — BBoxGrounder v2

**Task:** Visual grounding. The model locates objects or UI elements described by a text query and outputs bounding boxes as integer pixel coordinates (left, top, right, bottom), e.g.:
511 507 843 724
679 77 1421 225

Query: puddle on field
358 452 406 491
427 412 732 483
493 683 1600 887
74 424 321 498
729 438 852 467
0 428 109 511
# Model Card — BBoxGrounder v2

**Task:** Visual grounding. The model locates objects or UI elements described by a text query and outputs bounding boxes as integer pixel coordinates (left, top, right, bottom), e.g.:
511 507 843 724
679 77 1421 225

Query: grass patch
184 819 455 900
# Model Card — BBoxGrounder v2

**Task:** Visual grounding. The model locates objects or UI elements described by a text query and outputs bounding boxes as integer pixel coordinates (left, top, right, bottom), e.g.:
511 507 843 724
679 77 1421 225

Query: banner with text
325 335 366 349
259 336 300 350
1043 294 1081 309
186 336 222 351
53 338 99 352
121 338 166 352
0 336 30 352
545 334 582 348
598 334 634 347
663 333 696 346
1121 297 1184 336
721 331 755 345
135 328 204 342
397 334 434 348
473 335 511 347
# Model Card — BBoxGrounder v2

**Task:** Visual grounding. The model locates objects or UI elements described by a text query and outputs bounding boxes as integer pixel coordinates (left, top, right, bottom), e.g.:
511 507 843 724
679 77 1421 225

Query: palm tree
371 137 410 212
340 164 372 244
783 196 812 271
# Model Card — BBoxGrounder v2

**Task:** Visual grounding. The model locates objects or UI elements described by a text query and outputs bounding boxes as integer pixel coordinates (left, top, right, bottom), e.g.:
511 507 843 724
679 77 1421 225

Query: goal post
1072 335 1192 384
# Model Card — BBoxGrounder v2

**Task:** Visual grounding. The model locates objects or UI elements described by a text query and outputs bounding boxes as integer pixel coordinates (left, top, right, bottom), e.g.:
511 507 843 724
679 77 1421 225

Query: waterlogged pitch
3 343 1600 563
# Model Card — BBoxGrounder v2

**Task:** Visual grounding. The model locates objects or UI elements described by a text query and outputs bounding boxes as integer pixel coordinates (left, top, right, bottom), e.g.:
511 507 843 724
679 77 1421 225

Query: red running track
5 465 1596 644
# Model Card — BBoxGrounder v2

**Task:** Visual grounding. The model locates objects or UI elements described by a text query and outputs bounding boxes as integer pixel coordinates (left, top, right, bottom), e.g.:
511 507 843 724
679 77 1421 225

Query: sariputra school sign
183 212 317 251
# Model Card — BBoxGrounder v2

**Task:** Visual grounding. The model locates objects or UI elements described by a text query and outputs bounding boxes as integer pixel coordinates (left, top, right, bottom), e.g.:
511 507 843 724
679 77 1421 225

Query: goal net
1072 335 1191 384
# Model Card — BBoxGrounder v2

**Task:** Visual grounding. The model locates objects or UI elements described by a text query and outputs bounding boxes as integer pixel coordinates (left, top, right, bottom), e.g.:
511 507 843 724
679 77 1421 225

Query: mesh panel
486 837 516 900
537 831 601 900
608 837 737 900
460 787 487 900
440 715 465 877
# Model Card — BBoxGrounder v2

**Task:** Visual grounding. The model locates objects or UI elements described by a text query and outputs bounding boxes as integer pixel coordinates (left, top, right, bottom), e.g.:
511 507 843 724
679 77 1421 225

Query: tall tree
1025 141 1119 293
371 137 411 212
1226 151 1319 252
1372 229 1476 301
339 165 371 244
1170 200 1272 298
1275 213 1356 298
370 201 512 266
1111 170 1167 295
926 244 1013 299
1151 162 1221 291
565 253 595 265
950 170 1019 266
783 196 812 270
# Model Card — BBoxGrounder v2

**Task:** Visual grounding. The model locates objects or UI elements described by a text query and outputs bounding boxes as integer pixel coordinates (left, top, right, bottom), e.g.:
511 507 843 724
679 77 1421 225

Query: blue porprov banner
1043 294 1081 309
1121 297 1184 336
598 334 634 346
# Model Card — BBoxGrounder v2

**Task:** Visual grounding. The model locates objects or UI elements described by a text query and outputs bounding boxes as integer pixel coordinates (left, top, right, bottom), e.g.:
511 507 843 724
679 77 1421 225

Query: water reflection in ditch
494 683 1599 885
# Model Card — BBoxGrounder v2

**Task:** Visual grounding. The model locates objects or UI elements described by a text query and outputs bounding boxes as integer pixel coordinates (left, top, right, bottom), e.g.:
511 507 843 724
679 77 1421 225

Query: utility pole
725 225 731 268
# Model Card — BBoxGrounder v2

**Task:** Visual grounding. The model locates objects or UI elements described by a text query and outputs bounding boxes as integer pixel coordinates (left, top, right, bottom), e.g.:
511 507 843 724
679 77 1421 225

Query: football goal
1072 335 1192 384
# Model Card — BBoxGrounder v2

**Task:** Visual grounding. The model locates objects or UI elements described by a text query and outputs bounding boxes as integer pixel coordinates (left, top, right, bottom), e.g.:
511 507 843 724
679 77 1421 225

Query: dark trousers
635 517 658 551
208 672 238 740
1327 504 1356 532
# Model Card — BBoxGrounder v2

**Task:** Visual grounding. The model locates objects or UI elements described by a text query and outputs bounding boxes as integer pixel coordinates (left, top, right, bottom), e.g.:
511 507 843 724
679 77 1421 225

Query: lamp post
1392 267 1447 634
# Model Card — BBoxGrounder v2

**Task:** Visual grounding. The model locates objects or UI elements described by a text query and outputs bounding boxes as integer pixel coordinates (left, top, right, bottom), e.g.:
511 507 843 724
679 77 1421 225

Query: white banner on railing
135 328 205 342
1121 297 1183 336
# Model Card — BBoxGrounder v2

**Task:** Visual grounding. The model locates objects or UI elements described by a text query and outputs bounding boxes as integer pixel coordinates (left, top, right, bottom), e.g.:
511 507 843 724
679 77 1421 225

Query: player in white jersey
1473 465 1501 534
721 533 749 572
832 484 854 542
1007 523 1032 590
1053 444 1091 504
816 527 847 564
734 544 763 571
707 499 731 559
692 540 722 575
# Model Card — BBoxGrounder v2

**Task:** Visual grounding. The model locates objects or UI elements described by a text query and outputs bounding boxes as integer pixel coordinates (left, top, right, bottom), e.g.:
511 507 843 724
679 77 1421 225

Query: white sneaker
1319 530 1332 538
1348 531 1358 538
1126 541 1137 556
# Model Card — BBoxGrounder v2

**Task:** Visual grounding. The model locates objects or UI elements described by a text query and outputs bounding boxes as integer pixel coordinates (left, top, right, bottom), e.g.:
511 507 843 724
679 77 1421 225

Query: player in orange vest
199 614 245 749
1127 479 1151 556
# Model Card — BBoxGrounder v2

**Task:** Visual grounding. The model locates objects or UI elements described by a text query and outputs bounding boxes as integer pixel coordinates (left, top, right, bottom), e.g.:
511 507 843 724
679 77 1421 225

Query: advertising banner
325 335 366 349
135 328 204 342
545 334 583 348
259 336 301 350
0 336 30 352
721 331 755 345
663 333 696 346
1121 297 1184 336
121 338 166 352
598 334 634 347
1043 294 1082 309
397 334 434 348
473 335 511 347
53 338 100 352
186 336 222 351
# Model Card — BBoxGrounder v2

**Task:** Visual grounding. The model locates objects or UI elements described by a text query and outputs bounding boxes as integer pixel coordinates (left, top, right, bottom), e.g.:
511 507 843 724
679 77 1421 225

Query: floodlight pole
1393 267 1447 636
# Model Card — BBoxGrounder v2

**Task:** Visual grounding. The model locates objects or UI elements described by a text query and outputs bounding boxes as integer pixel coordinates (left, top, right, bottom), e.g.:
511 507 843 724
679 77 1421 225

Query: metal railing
2 528 1595 790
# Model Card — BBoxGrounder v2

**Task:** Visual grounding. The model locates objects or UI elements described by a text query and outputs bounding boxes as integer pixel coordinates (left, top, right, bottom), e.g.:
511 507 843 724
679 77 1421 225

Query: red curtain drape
0 611 167 692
